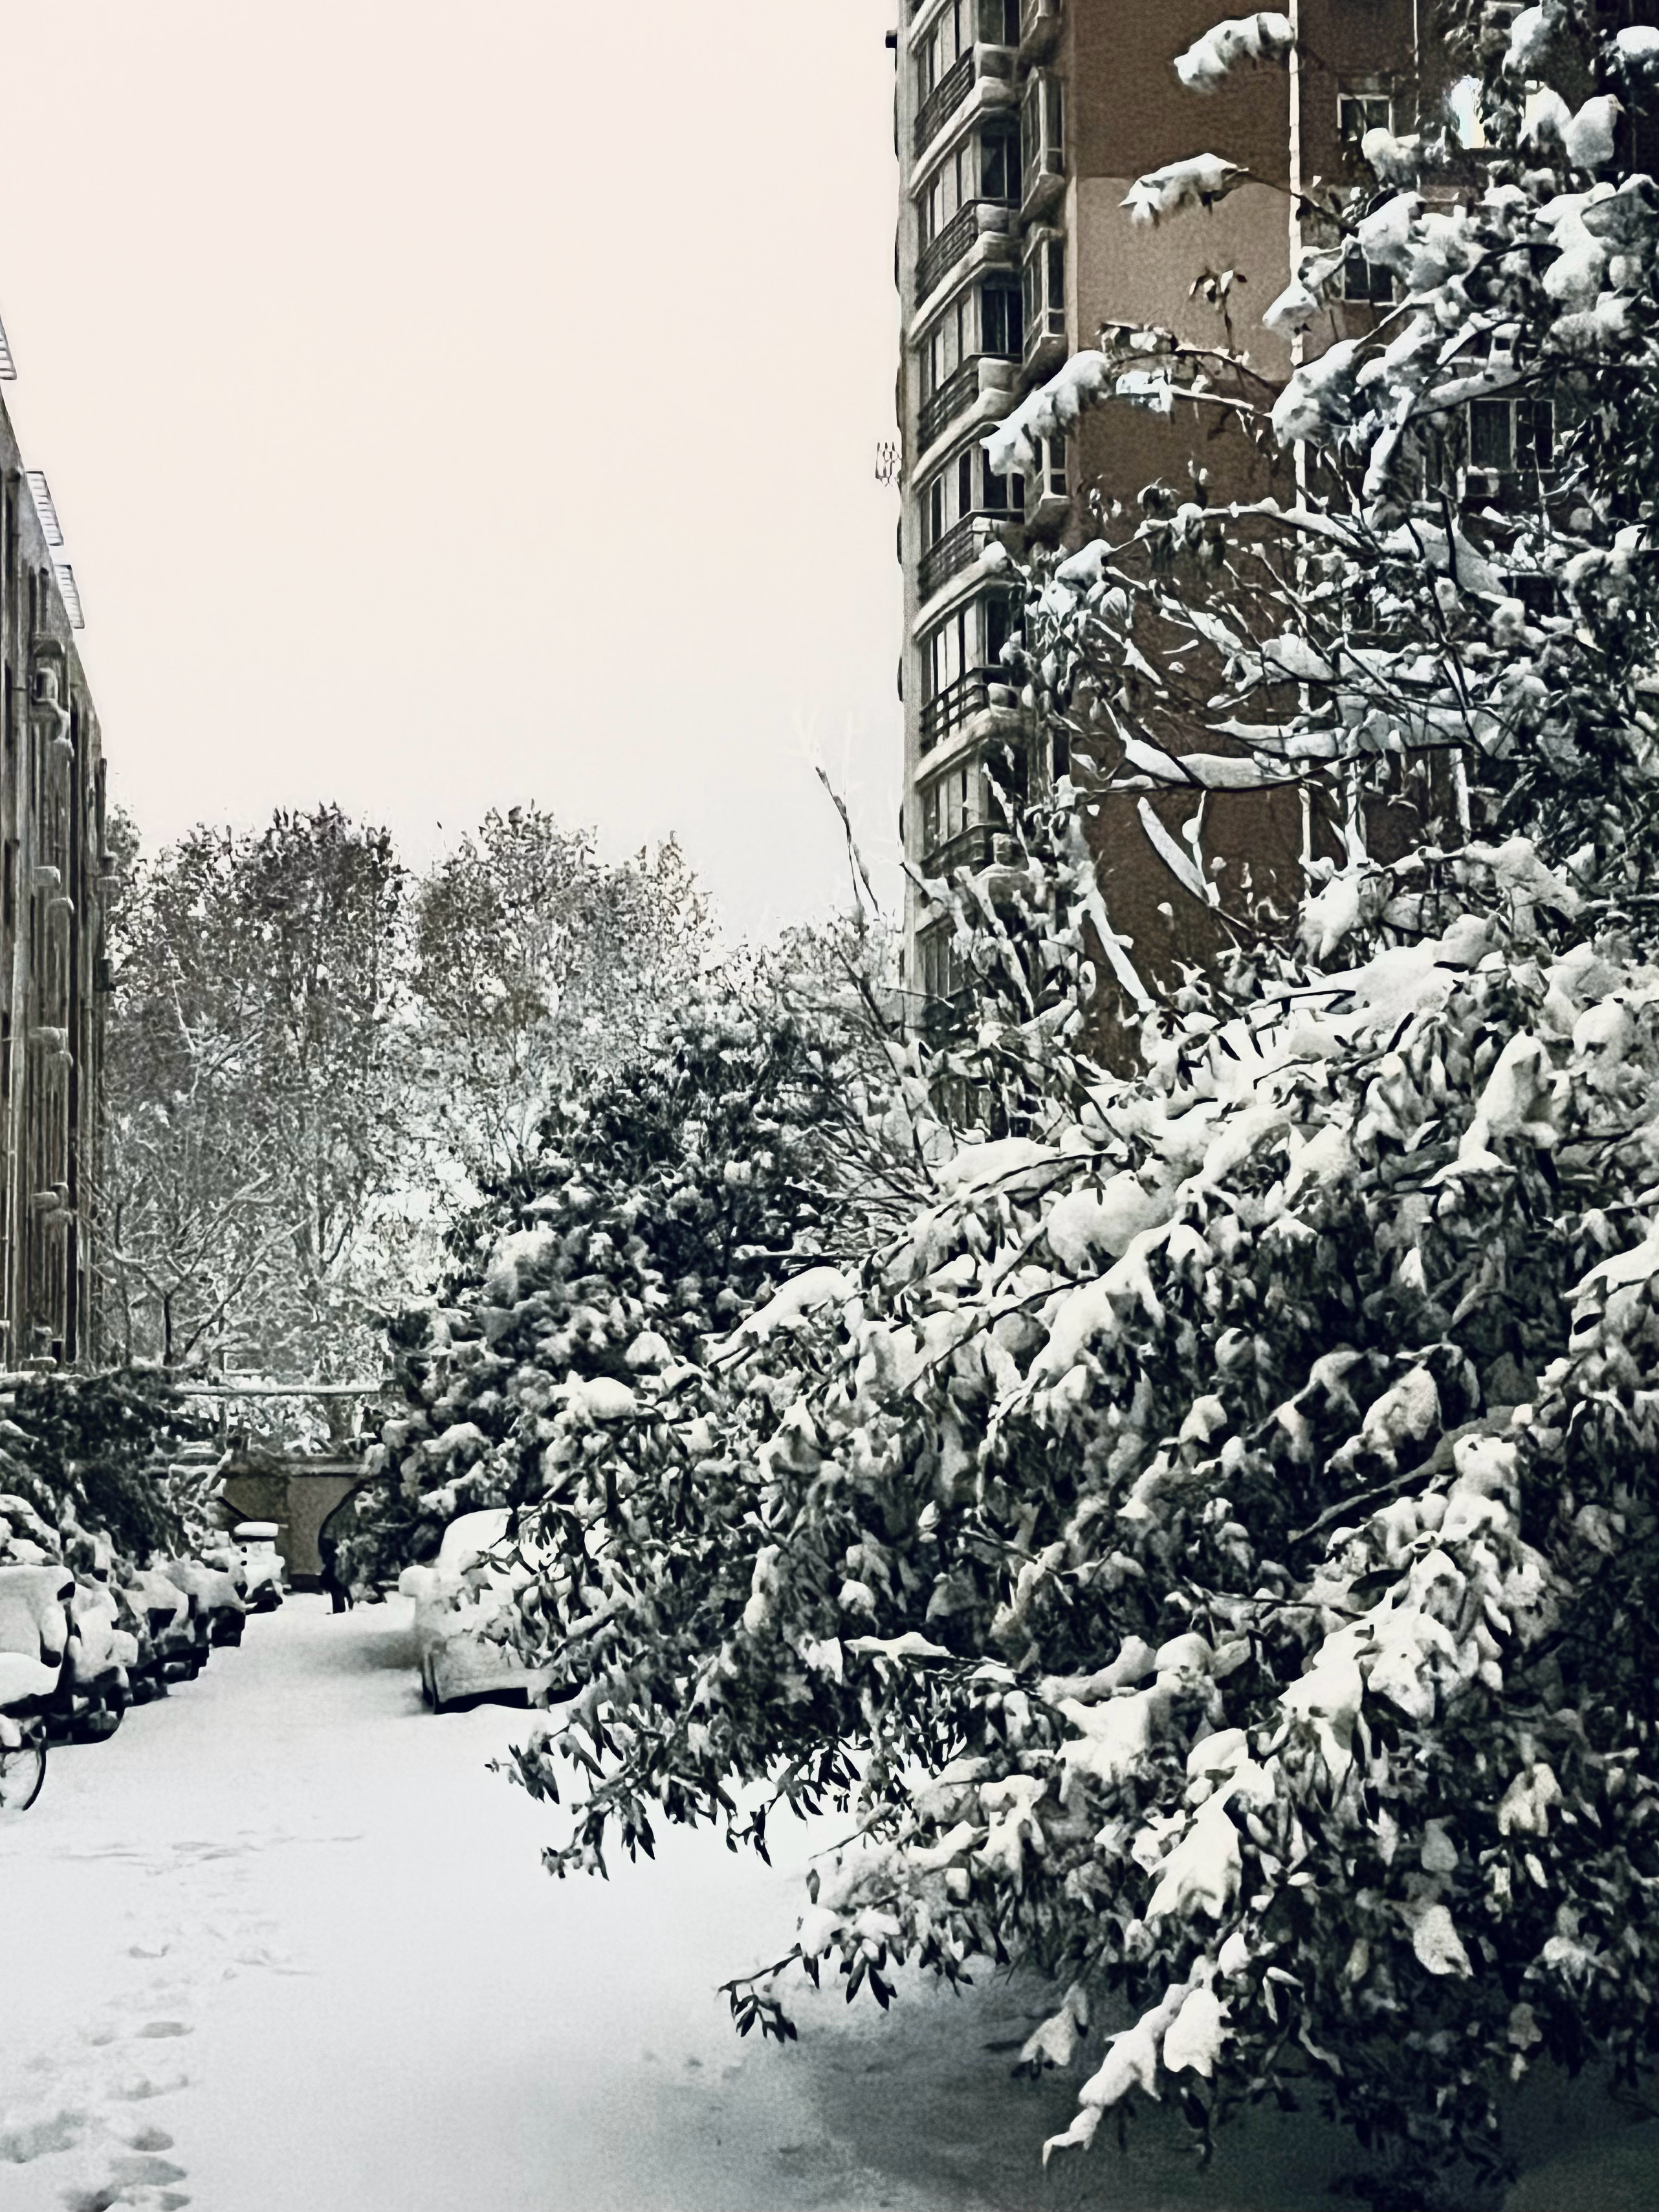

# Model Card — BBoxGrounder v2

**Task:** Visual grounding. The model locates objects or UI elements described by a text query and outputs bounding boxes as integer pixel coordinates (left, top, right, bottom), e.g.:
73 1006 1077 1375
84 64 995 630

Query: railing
921 823 996 876
919 356 985 448
914 49 975 157
919 511 1003 601
917 201 988 303
921 665 1013 750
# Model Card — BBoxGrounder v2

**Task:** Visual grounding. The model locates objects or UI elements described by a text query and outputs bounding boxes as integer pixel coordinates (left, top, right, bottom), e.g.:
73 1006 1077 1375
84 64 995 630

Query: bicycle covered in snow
0 1562 68 1811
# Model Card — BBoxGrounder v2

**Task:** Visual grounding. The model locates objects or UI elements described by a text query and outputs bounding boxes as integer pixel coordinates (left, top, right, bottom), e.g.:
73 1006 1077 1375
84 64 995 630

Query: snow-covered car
202 1522 284 1613
397 1508 556 1712
164 1558 248 1650
0 1563 71 1725
121 1564 205 1686
58 1576 139 1741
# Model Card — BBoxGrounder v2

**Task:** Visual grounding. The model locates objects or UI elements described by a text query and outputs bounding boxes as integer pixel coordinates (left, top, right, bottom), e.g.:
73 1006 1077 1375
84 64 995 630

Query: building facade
893 0 1423 1029
0 374 109 1365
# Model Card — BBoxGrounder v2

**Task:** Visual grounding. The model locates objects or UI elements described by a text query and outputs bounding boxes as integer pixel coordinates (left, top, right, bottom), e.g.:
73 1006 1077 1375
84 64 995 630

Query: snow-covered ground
0 1598 1645 2211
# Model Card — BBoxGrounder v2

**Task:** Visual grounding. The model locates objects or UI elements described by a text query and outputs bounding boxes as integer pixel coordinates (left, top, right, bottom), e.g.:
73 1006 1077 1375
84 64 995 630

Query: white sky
0 1 904 938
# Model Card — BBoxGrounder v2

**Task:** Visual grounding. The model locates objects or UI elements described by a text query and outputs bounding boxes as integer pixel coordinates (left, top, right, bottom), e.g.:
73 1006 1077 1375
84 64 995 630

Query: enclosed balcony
915 49 975 156
919 666 1024 750
919 358 984 450
1018 0 1062 61
916 199 1016 304
1022 231 1067 377
916 276 1024 452
912 15 1017 165
923 822 996 877
1020 71 1065 223
919 510 1007 600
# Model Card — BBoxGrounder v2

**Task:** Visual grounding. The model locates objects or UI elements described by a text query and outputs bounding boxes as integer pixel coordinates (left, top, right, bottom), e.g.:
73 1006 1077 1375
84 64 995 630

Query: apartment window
1038 433 1067 499
921 294 970 394
924 591 1020 689
917 1 970 99
979 0 1018 42
925 604 971 700
1021 71 1064 204
917 923 968 1003
921 141 972 246
921 448 978 546
1339 91 1393 144
981 124 1020 203
982 278 1024 357
981 447 1025 514
1469 397 1554 474
1023 232 1066 353
923 762 975 853
1343 247 1395 303
984 587 1019 669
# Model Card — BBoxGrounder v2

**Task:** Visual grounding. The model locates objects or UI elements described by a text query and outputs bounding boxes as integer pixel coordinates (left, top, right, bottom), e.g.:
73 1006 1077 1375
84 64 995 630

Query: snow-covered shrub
0 1368 210 1566
337 930 928 1600
0 1370 236 1731
479 5 1659 2204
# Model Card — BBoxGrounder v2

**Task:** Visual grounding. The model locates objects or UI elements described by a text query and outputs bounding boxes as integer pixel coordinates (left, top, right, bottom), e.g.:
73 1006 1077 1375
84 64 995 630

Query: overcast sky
0 1 903 937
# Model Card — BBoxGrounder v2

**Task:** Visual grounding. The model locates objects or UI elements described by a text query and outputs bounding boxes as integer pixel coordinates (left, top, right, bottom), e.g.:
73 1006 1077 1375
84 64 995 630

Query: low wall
219 1460 366 1590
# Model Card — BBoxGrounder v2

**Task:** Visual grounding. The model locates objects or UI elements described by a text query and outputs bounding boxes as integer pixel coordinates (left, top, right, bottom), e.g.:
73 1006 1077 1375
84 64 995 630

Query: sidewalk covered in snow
0 1599 1640 2211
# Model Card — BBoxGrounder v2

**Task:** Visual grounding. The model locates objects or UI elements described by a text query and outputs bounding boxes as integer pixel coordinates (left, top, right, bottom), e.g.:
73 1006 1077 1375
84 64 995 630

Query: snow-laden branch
1173 12 1293 93
1122 153 1247 226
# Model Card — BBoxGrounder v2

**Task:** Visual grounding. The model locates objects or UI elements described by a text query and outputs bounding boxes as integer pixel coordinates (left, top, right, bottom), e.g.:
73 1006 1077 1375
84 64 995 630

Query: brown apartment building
0 336 110 1365
894 0 1436 1029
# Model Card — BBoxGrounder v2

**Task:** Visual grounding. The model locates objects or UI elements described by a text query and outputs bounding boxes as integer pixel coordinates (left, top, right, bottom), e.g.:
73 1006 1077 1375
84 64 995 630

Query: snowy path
0 1601 1636 2211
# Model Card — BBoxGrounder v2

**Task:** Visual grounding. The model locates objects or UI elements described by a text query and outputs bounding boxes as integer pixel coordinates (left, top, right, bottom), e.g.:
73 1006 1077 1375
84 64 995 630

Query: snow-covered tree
408 807 712 1194
336 919 928 1596
476 8 1659 2204
102 808 415 1390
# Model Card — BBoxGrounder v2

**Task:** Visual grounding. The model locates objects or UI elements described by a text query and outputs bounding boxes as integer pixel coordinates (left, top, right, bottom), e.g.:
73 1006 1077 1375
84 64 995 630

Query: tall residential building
894 0 1422 1033
0 351 109 1365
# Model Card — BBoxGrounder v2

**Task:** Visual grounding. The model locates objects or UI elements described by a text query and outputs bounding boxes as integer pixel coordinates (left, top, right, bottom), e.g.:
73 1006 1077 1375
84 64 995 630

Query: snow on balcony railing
919 511 1008 602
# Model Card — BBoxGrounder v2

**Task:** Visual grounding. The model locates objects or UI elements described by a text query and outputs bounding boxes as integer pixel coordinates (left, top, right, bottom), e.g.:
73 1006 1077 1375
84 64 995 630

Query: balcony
922 823 996 877
1022 231 1067 377
1019 0 1062 61
917 353 1019 451
919 357 983 448
913 44 1015 162
916 200 1013 305
1023 305 1066 378
919 511 1007 602
1020 72 1065 221
915 50 975 157
920 664 1022 751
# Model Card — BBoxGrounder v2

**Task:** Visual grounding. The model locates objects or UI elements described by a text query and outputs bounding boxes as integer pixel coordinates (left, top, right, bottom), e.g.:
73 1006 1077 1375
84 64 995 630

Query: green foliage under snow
361 7 1659 2202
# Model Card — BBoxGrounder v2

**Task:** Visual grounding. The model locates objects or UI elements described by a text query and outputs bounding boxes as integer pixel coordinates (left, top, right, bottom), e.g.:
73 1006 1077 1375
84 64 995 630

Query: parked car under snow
397 1508 555 1713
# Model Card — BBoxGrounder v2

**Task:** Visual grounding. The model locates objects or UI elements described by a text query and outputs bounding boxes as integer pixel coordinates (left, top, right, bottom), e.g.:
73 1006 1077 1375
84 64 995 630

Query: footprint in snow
111 2127 173 2154
61 2187 189 2212
109 2150 188 2188
134 2024 190 2041
0 2107 89 2162
106 2073 189 2103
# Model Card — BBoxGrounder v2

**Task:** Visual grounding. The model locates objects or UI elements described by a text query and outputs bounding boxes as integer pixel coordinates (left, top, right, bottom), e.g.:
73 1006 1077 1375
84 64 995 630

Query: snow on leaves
346 7 1659 2201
